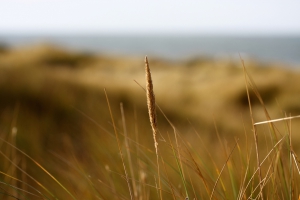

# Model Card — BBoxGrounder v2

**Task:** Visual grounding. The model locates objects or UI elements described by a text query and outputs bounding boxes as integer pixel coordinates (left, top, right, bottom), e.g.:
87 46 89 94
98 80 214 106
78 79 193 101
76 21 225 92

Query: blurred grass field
1 44 300 199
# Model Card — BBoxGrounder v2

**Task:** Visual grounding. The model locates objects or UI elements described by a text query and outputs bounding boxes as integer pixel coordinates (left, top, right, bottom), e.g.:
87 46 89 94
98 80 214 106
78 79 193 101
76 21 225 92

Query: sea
0 35 299 67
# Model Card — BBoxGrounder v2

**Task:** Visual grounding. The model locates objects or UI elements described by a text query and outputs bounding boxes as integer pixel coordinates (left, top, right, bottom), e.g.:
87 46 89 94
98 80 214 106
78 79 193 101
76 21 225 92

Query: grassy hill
0 44 300 199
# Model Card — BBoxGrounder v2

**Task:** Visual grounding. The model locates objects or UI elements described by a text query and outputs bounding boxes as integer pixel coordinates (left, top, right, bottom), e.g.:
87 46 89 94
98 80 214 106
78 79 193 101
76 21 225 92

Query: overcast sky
0 0 300 35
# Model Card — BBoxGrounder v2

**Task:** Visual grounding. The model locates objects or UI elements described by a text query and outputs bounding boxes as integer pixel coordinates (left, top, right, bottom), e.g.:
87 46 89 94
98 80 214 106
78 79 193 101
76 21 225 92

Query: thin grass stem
104 88 133 200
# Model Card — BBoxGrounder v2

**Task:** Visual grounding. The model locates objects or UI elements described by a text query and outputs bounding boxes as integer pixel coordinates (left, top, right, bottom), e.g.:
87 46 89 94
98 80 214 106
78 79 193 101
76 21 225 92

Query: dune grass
0 45 300 199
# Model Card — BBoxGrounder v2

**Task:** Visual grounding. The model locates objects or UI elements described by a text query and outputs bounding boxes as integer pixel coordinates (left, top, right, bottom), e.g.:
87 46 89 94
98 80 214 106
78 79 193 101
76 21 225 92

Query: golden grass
145 56 162 199
145 56 158 149
0 45 300 199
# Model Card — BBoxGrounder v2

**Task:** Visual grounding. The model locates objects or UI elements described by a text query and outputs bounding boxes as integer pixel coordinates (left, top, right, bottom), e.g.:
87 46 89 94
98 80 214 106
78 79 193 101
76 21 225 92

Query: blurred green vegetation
0 44 300 199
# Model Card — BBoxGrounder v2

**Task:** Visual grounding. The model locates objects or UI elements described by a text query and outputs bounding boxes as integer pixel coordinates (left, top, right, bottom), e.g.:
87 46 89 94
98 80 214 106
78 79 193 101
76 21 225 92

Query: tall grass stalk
167 132 189 199
241 58 264 199
288 117 293 200
144 56 162 199
104 88 133 200
120 102 138 198
210 139 238 200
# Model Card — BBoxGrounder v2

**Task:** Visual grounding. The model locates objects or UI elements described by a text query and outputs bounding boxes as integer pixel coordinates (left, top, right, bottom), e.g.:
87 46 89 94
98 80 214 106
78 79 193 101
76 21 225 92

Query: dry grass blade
240 56 264 200
120 102 138 198
247 173 273 200
161 157 177 200
254 115 300 125
292 152 300 175
0 138 73 199
0 180 42 199
186 146 210 196
0 150 54 199
240 134 287 198
210 139 239 200
104 89 133 200
237 157 251 200
144 56 162 199
0 171 50 199
255 153 276 200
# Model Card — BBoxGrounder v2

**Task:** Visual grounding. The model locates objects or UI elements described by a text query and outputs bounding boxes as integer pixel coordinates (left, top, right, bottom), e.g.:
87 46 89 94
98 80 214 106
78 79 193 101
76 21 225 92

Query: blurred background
0 1 300 199
1 0 300 65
